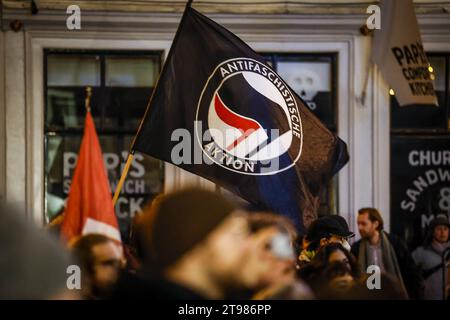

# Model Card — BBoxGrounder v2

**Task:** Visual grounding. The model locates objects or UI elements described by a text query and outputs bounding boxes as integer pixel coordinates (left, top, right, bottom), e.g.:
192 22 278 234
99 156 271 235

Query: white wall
0 31 5 202
3 31 27 216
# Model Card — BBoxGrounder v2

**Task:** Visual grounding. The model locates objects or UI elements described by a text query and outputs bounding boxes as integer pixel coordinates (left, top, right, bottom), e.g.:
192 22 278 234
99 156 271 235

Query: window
391 54 449 131
263 53 339 216
44 50 164 242
390 53 450 249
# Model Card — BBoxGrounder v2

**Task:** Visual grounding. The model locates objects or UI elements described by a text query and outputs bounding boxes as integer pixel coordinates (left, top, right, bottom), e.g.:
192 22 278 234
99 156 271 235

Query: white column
349 35 376 235
372 65 391 232
0 32 5 201
4 31 27 215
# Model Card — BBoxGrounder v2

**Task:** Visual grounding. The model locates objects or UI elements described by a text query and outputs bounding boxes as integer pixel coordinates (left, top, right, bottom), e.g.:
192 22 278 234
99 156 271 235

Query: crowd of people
1 188 449 300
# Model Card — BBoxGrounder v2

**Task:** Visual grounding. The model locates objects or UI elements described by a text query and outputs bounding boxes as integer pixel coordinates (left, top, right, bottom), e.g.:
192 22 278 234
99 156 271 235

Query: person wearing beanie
412 214 450 300
112 188 261 299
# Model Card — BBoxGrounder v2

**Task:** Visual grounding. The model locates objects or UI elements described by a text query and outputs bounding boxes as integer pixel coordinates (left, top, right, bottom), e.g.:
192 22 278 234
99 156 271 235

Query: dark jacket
351 232 424 300
110 271 206 300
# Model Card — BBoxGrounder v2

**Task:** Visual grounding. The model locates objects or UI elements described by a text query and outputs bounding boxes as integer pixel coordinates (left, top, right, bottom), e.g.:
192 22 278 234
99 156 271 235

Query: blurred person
352 207 424 299
70 233 125 299
312 243 361 279
447 267 450 300
304 261 357 299
0 202 78 299
245 213 314 300
298 243 361 297
324 262 355 292
298 215 354 266
123 211 146 273
122 194 165 274
343 272 408 300
296 234 307 254
114 188 261 299
412 215 450 300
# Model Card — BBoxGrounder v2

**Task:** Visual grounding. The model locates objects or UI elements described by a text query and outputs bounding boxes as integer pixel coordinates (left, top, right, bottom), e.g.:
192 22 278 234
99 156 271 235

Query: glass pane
391 56 447 130
390 135 450 250
47 55 100 86
45 134 164 242
105 87 153 130
276 59 335 129
105 56 159 87
46 87 105 130
46 86 151 131
263 54 338 217
46 88 79 129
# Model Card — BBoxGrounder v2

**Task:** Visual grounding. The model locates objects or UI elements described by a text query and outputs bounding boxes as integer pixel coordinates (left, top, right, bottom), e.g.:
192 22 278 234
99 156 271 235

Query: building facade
1 0 449 247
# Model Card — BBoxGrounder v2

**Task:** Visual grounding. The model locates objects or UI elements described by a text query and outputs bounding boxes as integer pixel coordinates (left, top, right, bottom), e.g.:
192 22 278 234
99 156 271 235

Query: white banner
372 0 438 106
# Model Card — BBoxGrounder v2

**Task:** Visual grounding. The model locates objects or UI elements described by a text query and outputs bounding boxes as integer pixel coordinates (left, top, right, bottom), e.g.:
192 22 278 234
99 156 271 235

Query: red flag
61 112 121 243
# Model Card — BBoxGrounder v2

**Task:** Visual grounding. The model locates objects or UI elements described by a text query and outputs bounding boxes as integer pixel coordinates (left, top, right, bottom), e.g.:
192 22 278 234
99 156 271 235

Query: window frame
260 52 339 216
43 49 165 225
262 52 339 133
44 49 163 135
390 52 450 134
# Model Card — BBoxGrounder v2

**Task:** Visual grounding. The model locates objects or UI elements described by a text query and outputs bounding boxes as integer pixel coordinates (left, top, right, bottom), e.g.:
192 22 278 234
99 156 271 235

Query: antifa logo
195 57 303 175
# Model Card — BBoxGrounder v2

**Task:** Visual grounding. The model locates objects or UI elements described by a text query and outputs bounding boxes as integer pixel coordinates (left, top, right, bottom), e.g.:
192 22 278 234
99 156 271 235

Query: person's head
324 262 355 292
0 202 78 299
357 207 384 240
306 215 354 252
138 188 258 298
306 261 356 299
70 234 124 299
429 215 450 244
312 243 360 279
344 273 407 300
246 213 297 289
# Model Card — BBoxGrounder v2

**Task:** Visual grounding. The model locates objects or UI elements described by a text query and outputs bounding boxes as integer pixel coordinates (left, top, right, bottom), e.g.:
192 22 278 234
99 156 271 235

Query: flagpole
112 0 194 206
112 152 134 206
85 86 92 113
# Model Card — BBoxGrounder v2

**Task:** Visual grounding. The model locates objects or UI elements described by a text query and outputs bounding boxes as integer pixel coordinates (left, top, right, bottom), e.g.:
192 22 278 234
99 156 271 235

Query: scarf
431 240 450 255
358 231 408 298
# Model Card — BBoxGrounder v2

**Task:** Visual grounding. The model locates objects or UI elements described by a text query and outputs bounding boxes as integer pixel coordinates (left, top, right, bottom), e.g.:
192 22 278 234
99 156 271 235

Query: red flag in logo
60 112 121 243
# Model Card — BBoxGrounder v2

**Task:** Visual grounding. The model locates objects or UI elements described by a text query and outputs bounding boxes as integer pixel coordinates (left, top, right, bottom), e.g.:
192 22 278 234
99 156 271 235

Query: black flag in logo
132 5 349 233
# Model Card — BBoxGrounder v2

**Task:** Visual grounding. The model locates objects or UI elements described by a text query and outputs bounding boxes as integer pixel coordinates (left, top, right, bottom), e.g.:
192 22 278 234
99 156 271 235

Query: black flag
132 6 349 233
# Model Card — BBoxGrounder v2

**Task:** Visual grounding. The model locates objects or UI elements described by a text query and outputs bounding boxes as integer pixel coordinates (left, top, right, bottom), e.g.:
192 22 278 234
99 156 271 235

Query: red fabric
60 112 120 243
214 93 261 151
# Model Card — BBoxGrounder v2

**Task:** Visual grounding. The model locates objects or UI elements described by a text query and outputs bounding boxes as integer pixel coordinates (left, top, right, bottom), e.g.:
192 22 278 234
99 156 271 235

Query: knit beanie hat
139 188 236 271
